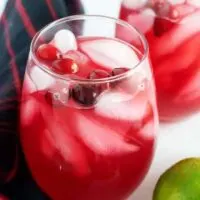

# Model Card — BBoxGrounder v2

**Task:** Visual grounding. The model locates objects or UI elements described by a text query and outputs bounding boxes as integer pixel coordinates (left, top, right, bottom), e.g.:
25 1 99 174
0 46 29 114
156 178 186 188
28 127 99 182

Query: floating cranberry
88 70 110 79
51 58 79 75
153 17 175 37
111 68 129 76
37 44 60 61
72 84 100 106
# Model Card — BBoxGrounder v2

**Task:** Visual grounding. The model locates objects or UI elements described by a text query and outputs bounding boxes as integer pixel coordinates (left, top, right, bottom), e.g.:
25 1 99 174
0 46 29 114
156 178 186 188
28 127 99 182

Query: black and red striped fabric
0 0 84 199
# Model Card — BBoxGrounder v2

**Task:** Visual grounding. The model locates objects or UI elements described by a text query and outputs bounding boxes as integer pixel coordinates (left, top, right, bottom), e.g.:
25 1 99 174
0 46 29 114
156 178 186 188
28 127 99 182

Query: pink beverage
20 16 158 200
119 0 200 121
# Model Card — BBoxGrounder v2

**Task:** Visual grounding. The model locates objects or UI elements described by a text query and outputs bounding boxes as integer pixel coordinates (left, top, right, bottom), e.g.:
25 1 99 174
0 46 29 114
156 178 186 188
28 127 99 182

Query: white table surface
83 0 200 199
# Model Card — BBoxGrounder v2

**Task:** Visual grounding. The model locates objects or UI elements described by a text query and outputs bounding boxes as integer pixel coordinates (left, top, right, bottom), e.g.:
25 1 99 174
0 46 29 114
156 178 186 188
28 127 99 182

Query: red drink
119 0 200 121
20 16 158 200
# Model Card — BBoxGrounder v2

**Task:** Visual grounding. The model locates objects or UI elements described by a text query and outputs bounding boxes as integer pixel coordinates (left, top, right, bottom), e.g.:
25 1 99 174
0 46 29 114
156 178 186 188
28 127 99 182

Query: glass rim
30 14 149 84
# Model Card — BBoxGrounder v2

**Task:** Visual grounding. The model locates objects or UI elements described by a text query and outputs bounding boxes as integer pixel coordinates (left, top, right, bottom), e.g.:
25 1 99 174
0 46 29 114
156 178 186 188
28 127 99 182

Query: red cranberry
111 68 129 76
88 70 110 79
37 44 60 61
51 58 79 75
153 17 175 37
71 84 100 106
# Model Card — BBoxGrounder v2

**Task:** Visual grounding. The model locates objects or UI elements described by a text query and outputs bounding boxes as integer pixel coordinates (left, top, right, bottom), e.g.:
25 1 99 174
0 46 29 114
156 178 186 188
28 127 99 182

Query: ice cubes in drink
123 0 147 9
127 9 155 34
76 114 139 156
96 90 149 122
53 29 77 54
188 0 200 6
79 38 139 69
152 10 200 57
168 0 185 5
30 66 55 90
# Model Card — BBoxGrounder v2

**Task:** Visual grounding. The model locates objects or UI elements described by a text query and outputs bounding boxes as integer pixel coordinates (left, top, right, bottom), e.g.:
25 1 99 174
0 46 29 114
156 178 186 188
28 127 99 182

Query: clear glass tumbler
20 15 158 200
119 0 200 121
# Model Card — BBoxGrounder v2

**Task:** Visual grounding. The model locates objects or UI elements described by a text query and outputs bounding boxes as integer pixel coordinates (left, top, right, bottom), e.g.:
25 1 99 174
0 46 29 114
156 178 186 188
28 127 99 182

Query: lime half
153 158 200 200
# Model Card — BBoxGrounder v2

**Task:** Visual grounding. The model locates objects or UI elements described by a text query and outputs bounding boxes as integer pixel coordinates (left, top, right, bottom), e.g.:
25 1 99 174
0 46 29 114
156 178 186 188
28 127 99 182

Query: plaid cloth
0 0 84 199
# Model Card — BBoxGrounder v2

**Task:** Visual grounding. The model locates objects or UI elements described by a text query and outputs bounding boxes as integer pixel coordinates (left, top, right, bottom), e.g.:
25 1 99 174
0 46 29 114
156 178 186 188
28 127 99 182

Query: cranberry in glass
72 84 101 106
37 44 60 61
51 58 79 75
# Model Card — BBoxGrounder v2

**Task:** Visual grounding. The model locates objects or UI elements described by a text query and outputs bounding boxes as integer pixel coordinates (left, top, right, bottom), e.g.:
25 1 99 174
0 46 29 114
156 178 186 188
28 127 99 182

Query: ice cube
168 0 185 5
53 29 77 54
40 106 89 176
139 119 156 140
187 0 200 7
65 50 89 66
172 4 196 17
142 8 156 17
30 66 55 90
80 38 139 70
96 90 149 122
76 114 139 156
116 71 147 95
127 9 155 34
23 73 37 95
116 24 137 44
123 0 147 9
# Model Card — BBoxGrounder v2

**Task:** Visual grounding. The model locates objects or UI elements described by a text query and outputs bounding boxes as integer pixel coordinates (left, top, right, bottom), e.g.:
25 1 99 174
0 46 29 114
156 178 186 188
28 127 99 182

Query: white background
0 1 6 16
0 0 200 199
83 1 200 200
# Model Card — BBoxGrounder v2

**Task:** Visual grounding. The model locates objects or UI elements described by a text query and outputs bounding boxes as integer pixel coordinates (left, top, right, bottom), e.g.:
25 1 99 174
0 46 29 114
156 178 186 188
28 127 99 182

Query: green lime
153 158 200 200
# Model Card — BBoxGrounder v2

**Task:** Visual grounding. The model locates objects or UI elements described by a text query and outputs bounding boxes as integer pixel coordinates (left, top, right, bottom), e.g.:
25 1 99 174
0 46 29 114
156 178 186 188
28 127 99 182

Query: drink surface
119 0 200 121
20 35 157 200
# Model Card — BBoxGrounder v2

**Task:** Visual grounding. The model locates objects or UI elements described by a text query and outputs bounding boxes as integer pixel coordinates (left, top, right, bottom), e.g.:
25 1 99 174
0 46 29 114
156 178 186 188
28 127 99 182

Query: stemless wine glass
119 0 200 121
20 15 158 200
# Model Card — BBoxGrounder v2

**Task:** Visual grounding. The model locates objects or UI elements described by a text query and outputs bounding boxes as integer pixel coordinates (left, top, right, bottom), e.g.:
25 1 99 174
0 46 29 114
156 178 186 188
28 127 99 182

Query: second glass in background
119 0 200 121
